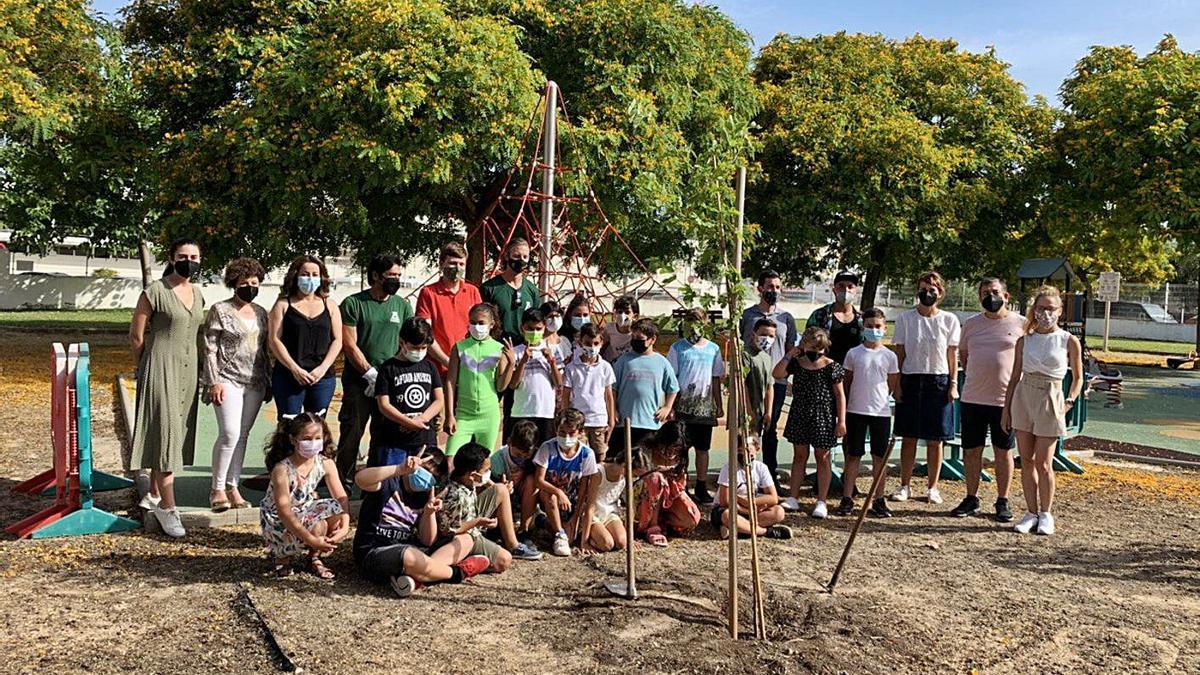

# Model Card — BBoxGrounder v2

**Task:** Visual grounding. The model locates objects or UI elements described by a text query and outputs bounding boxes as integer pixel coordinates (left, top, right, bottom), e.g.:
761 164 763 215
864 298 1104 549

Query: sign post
1096 272 1121 351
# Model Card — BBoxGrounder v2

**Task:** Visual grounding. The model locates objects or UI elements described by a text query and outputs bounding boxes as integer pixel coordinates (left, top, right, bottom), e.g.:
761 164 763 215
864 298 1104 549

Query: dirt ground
1 329 1199 674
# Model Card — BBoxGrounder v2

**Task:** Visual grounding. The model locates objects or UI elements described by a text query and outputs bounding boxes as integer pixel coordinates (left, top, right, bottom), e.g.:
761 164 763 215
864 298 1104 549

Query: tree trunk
860 239 889 309
137 240 155 289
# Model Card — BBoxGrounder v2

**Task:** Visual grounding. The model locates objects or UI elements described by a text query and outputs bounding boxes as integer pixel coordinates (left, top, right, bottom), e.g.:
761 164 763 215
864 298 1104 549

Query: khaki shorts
471 484 505 564
586 427 610 461
1010 373 1066 438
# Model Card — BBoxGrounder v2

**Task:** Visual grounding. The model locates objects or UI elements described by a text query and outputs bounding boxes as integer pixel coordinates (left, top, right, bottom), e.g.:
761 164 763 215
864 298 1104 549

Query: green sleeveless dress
447 336 503 455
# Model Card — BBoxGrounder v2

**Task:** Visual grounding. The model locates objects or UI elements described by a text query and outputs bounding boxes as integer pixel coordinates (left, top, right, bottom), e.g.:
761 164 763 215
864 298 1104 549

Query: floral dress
260 457 344 557
783 360 845 448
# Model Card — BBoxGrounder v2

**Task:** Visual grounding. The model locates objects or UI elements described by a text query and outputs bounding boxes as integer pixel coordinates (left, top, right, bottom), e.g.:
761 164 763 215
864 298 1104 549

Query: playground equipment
6 343 139 539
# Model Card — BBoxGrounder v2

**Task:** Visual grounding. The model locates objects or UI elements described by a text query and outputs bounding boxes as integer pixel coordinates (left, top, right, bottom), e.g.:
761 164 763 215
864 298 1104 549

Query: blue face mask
407 467 435 492
571 316 591 330
297 276 321 295
863 327 886 343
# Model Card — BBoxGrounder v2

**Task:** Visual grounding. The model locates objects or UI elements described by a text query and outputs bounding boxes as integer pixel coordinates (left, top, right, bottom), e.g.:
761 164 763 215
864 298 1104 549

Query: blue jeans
272 365 336 420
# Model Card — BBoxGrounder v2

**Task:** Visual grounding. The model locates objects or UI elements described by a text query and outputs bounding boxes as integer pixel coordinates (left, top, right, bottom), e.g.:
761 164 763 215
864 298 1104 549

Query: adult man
805 271 864 364
952 277 1024 522
338 254 413 489
480 238 541 344
416 242 482 378
739 271 799 486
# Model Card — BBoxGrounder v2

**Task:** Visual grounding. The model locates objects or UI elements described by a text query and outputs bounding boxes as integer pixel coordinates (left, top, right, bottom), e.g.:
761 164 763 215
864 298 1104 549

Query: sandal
228 488 251 509
309 557 335 580
645 526 668 548
210 490 231 513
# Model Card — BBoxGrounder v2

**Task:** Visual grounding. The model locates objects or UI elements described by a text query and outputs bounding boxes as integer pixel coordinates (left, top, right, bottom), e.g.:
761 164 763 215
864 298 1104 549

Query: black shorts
606 426 655 463
681 419 714 454
959 402 1016 450
357 543 416 584
710 505 728 529
508 416 556 448
844 413 891 458
893 374 954 441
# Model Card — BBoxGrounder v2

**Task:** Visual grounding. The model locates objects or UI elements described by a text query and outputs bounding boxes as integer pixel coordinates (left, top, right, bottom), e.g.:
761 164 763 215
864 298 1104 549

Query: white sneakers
926 487 943 505
782 497 802 512
1013 511 1039 534
552 531 570 557
811 501 828 519
1014 511 1056 535
152 505 186 538
139 492 161 511
890 486 910 502
1036 512 1056 536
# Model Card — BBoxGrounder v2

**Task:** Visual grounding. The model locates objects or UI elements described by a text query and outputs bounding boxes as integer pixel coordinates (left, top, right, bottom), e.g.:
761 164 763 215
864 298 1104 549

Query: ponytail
1023 285 1062 335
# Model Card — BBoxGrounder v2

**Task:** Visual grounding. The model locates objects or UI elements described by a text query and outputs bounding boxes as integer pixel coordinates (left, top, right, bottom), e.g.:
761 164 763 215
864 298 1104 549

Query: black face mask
381 278 402 296
507 258 527 274
631 338 649 354
981 293 1005 313
918 289 938 307
235 286 259 303
172 260 200 278
762 290 779 306
804 350 821 362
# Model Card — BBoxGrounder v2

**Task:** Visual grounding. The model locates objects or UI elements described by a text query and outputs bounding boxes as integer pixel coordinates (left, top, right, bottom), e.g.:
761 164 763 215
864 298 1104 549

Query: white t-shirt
512 344 558 418
563 358 616 427
843 344 899 417
717 460 774 497
893 308 961 375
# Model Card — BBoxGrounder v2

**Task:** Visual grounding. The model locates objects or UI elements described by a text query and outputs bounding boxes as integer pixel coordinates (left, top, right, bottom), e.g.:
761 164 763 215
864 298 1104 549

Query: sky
92 0 1200 103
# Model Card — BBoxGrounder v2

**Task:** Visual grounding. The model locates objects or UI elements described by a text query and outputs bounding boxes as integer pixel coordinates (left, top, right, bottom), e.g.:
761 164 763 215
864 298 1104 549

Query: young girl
1002 285 1083 536
602 294 639 363
633 421 702 547
559 292 594 348
581 446 648 555
259 413 350 579
444 303 516 461
714 437 792 539
774 326 846 519
539 300 574 367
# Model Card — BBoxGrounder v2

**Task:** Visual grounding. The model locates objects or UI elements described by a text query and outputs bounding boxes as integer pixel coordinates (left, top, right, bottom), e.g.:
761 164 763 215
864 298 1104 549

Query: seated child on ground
713 436 792 540
534 408 601 557
490 419 542 551
260 413 351 579
438 442 543 567
632 421 702 547
581 445 648 554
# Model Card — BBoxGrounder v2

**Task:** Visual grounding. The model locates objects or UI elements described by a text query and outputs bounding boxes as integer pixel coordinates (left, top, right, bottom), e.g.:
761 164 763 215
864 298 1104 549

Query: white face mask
545 317 563 333
581 345 602 359
469 323 491 340
297 438 323 459
403 349 427 363
755 336 775 352
616 313 632 328
557 435 578 449
1035 309 1059 329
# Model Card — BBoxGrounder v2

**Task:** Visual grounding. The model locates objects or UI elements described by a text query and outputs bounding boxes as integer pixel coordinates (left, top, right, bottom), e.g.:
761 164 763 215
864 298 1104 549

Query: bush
93 268 118 278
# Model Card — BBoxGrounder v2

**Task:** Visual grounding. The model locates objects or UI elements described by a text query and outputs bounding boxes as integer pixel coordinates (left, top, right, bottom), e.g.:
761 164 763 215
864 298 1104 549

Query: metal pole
1103 300 1111 352
624 418 635 597
539 81 558 296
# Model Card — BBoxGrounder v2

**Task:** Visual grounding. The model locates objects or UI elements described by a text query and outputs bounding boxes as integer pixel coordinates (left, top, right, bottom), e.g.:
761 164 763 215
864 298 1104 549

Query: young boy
714 437 792 540
668 308 726 506
613 318 679 453
563 323 617 460
602 294 640 363
490 420 542 548
841 307 900 517
508 308 562 445
438 442 543 565
371 318 443 468
744 318 777 438
534 408 601 557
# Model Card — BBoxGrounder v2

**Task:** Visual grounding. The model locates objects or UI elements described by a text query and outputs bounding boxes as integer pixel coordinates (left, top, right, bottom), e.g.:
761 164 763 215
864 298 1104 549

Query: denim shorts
893 374 954 441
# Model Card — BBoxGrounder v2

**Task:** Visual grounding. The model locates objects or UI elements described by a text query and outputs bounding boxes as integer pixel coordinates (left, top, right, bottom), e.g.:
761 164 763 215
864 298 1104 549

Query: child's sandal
309 557 335 580
645 526 668 547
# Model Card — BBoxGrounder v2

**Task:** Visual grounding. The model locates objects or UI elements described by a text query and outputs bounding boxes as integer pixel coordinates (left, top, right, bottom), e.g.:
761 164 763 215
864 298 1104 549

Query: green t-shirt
340 290 413 376
480 275 540 342
743 348 774 420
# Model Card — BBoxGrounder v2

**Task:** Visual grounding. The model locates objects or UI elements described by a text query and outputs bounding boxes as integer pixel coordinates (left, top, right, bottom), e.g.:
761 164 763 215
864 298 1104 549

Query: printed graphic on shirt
461 351 501 373
390 311 401 323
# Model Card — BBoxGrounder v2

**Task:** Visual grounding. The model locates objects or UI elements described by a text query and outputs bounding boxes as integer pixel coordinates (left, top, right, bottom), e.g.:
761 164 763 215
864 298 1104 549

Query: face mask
297 276 321 295
571 316 591 330
381 278 402 296
981 293 1005 313
863 327 886 343
761 290 779 306
403 349 427 363
172 259 200 278
918 289 938 307
406 466 435 492
557 435 578 449
616 313 632 328
235 286 259 303
523 330 544 346
631 338 649 354
804 350 821 362
469 323 491 340
507 258 527 274
755 336 775 352
1035 310 1059 329
582 345 602 359
544 317 562 333
834 289 854 304
686 329 701 343
442 266 463 282
297 438 323 459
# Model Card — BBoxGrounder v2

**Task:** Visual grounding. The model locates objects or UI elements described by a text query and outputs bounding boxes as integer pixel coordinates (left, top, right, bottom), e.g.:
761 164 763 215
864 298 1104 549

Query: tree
748 33 1052 307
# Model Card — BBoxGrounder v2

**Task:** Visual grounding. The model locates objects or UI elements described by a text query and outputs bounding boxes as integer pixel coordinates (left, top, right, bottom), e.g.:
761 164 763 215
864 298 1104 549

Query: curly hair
279 255 330 298
223 257 266 288
265 413 335 470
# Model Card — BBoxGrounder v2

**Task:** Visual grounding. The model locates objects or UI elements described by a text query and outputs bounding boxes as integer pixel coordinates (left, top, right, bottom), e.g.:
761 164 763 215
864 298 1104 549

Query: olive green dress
131 279 205 472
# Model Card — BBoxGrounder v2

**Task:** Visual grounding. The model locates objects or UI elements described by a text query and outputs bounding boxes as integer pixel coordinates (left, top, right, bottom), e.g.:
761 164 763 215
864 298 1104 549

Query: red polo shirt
416 279 482 375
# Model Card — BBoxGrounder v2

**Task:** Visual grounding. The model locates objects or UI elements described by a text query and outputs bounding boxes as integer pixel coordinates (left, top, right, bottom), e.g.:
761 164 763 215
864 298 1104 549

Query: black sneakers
950 495 981 518
834 496 856 516
868 497 893 518
764 524 793 539
994 498 1014 523
693 481 713 506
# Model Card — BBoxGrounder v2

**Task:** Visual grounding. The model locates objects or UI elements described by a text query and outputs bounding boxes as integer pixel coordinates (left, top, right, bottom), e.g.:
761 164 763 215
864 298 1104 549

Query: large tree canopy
121 0 757 271
748 32 1052 305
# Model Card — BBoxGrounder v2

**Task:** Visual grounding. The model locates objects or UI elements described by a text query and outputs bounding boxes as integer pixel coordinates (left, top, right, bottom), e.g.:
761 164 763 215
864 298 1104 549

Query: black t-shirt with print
353 476 430 563
371 357 442 449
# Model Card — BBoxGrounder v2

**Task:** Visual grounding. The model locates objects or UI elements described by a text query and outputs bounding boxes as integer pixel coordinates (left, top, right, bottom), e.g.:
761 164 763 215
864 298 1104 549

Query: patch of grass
0 309 134 331
1096 336 1195 356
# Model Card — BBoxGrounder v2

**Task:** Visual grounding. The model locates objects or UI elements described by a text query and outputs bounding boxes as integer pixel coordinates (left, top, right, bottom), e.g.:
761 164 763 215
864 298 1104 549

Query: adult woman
129 237 206 537
268 256 342 420
202 257 271 512
890 271 961 506
1002 285 1083 536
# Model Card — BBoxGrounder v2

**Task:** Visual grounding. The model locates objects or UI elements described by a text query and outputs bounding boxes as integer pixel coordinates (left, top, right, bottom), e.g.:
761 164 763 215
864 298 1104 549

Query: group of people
128 236 1082 596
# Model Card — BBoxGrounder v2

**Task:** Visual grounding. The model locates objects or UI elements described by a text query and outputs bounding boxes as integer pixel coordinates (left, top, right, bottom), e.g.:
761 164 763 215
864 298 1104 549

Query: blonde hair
1024 285 1062 334
800 325 831 351
917 270 946 296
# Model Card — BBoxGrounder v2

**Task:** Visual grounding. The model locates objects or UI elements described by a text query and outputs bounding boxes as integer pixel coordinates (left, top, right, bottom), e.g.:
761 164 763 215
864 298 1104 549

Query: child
508 308 563 444
490 419 542 548
613 318 679 452
602 294 639 363
634 421 701 546
668 308 726 505
538 300 574 366
354 453 491 597
842 308 899 517
714 436 792 539
559 292 594 347
444 303 516 461
370 317 443 468
582 445 648 554
259 413 350 578
534 408 601 557
774 326 846 519
563 323 617 461
438 442 542 567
